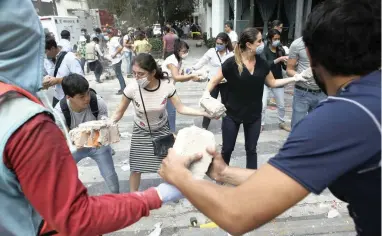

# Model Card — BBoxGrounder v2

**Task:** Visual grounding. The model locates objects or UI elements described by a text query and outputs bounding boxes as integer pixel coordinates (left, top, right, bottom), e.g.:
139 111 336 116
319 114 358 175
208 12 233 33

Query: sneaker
116 90 123 95
279 123 291 132
96 80 103 83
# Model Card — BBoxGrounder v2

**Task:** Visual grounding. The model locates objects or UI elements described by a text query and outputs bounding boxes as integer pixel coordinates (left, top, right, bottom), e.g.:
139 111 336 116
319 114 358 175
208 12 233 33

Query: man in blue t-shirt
158 0 381 235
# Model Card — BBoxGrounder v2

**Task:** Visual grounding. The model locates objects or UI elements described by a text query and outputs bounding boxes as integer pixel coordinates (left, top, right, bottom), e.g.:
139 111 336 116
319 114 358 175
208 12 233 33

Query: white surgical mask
137 77 150 88
256 43 264 54
104 36 110 41
37 89 77 154
181 53 189 59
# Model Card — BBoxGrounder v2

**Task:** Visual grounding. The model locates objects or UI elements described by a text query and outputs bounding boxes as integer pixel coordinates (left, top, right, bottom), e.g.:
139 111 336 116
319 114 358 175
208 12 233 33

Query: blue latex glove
156 182 184 204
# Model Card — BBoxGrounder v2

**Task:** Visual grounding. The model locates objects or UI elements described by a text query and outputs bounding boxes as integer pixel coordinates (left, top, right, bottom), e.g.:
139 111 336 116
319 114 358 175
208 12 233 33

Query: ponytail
154 65 170 83
234 44 244 75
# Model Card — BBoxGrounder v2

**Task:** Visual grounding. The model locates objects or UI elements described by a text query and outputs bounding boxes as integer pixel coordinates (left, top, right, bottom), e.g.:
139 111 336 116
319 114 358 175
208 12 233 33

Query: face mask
255 43 264 54
181 53 189 59
37 89 77 154
272 40 280 47
216 44 226 51
312 68 327 95
104 36 110 41
137 77 150 88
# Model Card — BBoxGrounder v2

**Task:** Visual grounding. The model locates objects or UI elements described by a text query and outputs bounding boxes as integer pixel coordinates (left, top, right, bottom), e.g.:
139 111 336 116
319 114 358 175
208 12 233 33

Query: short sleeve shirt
54 95 108 130
107 36 123 65
222 56 270 122
161 54 181 82
288 37 320 90
163 34 176 52
228 31 238 43
123 79 176 131
269 71 381 235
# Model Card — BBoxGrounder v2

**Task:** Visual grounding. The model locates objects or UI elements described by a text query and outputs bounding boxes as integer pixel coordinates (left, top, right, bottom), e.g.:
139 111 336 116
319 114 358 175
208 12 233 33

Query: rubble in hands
200 96 226 118
300 67 313 79
173 126 216 179
69 120 120 148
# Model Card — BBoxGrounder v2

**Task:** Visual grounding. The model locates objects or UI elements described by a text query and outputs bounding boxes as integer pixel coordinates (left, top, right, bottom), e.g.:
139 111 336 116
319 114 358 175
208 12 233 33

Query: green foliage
202 32 208 44
206 37 216 49
148 38 163 52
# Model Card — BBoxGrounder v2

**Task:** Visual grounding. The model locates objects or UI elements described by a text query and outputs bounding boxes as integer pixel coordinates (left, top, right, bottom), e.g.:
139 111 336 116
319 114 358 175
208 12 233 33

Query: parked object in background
173 126 215 179
153 24 162 37
69 119 120 148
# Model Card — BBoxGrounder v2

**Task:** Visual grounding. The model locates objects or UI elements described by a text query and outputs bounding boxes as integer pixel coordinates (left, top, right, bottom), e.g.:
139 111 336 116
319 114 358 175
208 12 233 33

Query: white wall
205 3 212 38
55 0 89 16
211 0 225 37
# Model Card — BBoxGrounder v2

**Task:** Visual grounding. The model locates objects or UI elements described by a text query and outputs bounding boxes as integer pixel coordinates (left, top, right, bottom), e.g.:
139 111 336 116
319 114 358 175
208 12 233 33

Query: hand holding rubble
205 147 228 183
158 148 203 185
293 73 307 82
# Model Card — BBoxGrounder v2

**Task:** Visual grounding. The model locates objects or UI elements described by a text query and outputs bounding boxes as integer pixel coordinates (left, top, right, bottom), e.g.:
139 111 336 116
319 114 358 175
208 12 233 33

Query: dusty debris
69 119 120 148
327 209 340 218
148 222 162 236
173 126 215 179
121 165 130 171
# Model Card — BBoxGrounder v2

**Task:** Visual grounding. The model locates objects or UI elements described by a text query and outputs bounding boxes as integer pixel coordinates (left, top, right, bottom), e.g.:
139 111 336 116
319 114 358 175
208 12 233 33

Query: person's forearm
218 166 256 186
286 69 297 77
206 78 219 92
177 105 206 116
173 74 195 82
113 47 123 58
54 77 63 85
269 77 295 88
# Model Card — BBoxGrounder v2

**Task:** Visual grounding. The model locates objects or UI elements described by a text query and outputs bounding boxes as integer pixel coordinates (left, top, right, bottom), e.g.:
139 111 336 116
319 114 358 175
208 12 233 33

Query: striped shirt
124 79 176 131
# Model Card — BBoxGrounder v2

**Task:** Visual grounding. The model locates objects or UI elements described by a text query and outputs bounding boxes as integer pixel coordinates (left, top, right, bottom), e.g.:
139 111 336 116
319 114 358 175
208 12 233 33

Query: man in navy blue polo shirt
158 0 381 235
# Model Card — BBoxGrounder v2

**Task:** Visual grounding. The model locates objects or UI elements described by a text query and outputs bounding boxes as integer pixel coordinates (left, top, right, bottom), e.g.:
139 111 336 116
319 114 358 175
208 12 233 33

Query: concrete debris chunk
300 67 313 79
199 96 226 118
173 126 215 179
327 209 340 218
69 119 120 148
148 222 162 236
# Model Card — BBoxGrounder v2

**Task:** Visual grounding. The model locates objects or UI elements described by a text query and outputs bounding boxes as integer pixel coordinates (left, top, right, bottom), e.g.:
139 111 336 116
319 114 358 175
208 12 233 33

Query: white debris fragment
300 67 313 79
121 165 130 171
199 96 226 118
327 209 340 218
148 222 162 236
173 126 215 179
69 119 120 148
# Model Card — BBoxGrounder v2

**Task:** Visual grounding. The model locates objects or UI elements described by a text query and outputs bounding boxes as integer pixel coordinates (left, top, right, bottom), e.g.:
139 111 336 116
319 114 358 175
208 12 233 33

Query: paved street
80 40 356 236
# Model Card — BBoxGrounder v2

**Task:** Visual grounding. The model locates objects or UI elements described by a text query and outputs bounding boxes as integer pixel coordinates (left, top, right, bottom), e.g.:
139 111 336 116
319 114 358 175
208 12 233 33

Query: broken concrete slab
173 126 215 179
69 119 120 148
199 96 226 118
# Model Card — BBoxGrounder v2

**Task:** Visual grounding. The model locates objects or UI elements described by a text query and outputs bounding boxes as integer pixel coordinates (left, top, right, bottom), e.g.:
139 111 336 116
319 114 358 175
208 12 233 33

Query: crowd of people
0 0 380 235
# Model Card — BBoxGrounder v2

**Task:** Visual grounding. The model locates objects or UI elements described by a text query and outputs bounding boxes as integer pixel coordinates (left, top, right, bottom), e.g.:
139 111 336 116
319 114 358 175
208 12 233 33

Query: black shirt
263 46 283 79
221 56 270 123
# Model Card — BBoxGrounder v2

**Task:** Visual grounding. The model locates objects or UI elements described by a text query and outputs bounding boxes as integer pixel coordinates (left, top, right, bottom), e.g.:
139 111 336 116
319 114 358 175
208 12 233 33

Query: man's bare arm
218 166 255 186
286 58 298 77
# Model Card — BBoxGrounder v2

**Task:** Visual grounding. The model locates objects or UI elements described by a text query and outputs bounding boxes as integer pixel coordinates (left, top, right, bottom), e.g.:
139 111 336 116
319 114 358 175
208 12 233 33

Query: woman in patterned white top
112 53 211 192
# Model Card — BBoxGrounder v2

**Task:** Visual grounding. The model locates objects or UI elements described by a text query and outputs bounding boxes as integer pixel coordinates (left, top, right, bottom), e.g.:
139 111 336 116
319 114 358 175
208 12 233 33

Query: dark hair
92 37 99 43
60 30 70 39
95 28 101 33
81 28 87 32
270 20 283 29
216 32 234 52
62 74 89 97
164 26 171 33
45 37 58 50
133 53 169 82
136 31 145 41
225 21 233 30
303 0 381 76
267 29 281 42
174 39 189 61
234 27 261 74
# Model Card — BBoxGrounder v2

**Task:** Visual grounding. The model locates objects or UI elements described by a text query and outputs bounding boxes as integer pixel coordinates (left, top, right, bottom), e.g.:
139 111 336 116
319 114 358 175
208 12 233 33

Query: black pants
202 83 227 129
221 115 262 169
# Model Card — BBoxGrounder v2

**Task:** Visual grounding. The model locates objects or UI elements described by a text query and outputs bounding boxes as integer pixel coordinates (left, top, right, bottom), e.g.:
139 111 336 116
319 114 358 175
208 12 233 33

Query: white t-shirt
161 54 181 83
55 51 85 100
228 31 238 43
107 36 123 65
124 79 176 131
58 39 72 52
192 48 234 78
122 34 133 52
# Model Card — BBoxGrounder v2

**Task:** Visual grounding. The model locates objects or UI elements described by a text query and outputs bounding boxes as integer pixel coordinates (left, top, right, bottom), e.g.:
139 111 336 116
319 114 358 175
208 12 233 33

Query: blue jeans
261 86 285 126
291 87 327 128
73 145 119 193
112 60 126 91
166 100 176 132
124 51 133 75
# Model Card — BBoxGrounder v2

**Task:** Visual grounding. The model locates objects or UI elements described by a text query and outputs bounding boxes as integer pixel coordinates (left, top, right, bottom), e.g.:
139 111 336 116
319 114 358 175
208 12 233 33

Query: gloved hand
293 73 307 82
156 182 184 204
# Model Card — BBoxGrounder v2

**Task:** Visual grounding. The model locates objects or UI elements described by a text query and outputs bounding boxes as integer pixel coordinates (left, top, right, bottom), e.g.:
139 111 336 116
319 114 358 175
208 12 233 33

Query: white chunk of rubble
199 96 226 118
327 209 340 218
69 119 120 148
173 126 215 179
148 222 162 236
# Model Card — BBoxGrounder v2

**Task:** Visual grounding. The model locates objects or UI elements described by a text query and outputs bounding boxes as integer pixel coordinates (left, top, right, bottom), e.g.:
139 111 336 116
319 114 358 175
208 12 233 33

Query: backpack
59 88 99 129
53 51 68 77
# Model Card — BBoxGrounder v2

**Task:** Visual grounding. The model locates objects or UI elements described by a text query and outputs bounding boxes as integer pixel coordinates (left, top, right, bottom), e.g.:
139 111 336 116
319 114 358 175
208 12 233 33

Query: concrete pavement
79 40 356 235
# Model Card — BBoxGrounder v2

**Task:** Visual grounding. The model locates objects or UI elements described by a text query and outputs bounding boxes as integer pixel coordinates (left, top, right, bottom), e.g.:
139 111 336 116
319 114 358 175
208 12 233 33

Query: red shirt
3 113 162 235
